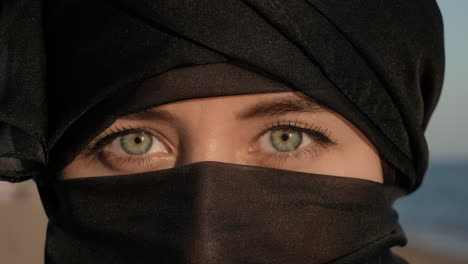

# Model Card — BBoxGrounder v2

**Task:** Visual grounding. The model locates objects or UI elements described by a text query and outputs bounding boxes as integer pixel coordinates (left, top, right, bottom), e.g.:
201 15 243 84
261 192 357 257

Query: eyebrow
235 96 324 120
117 95 324 123
118 108 179 124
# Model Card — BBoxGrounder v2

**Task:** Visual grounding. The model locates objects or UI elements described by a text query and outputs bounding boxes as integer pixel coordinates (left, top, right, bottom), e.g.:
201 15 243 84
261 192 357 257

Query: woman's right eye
109 132 169 155
90 130 175 172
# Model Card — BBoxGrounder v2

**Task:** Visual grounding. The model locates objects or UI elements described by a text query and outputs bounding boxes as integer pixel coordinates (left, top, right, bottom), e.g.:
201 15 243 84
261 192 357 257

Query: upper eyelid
256 121 335 143
88 128 157 153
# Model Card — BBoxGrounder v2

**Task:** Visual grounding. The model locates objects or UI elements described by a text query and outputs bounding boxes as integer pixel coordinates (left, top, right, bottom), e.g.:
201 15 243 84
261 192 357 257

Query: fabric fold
1 0 444 192
0 0 47 181
40 0 444 191
44 161 407 264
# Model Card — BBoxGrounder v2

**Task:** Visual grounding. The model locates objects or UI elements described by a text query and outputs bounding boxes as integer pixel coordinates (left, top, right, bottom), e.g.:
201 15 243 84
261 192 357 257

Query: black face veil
0 0 444 263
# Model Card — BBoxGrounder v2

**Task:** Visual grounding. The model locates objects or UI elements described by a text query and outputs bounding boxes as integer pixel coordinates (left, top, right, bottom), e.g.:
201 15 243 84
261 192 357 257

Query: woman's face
60 91 383 183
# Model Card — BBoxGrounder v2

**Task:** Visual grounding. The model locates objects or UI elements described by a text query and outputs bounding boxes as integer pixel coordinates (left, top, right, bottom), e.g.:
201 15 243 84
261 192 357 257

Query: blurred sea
395 161 468 259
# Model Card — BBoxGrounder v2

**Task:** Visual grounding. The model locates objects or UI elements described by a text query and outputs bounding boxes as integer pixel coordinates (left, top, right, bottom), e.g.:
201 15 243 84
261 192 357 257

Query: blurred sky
425 1 468 162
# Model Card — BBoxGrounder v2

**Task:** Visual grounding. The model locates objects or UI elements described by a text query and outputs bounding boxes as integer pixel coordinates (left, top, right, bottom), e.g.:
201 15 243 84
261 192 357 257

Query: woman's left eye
109 132 168 155
258 128 312 152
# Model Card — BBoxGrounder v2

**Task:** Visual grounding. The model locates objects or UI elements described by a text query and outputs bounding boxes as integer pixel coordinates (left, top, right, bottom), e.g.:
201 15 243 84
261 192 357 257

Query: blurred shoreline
394 246 468 264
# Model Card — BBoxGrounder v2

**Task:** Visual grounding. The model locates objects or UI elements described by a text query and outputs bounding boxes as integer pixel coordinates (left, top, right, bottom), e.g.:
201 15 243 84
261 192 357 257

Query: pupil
281 133 290 141
134 137 142 144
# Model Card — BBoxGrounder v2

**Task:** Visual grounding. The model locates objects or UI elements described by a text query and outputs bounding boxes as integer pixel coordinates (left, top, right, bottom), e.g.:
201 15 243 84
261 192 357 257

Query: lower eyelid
98 150 173 172
261 145 325 165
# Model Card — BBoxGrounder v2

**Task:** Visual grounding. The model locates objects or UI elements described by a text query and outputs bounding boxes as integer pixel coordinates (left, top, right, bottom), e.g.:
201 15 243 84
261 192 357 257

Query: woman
0 0 444 263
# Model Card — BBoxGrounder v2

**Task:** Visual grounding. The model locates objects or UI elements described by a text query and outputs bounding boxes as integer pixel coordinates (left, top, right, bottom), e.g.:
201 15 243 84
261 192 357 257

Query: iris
270 129 302 152
120 132 153 155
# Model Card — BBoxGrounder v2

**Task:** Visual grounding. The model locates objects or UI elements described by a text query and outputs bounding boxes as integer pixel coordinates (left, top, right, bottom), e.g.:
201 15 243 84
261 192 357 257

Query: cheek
278 132 384 183
335 147 383 183
319 140 384 183
59 161 84 179
308 113 384 183
59 155 114 179
286 149 383 183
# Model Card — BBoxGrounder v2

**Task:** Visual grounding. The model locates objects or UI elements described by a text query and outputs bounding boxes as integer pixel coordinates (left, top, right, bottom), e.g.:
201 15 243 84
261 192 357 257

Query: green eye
270 129 302 152
120 132 153 155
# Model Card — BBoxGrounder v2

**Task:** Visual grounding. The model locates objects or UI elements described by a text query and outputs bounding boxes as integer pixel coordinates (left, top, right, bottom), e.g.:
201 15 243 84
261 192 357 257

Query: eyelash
254 119 335 164
84 123 155 153
83 120 336 168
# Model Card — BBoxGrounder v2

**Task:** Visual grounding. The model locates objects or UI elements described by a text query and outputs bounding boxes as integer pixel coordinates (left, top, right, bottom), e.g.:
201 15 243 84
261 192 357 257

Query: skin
60 91 384 183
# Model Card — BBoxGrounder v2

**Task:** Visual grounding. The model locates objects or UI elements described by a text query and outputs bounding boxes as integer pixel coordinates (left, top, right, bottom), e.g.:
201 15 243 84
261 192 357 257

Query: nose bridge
175 115 240 166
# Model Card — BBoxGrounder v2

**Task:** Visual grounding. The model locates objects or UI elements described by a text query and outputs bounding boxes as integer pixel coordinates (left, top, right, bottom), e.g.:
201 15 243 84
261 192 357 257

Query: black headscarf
1 0 444 192
0 0 444 263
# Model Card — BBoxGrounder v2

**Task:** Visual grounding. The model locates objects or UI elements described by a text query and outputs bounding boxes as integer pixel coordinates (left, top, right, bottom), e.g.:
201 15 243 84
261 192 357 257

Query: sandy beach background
1 180 467 264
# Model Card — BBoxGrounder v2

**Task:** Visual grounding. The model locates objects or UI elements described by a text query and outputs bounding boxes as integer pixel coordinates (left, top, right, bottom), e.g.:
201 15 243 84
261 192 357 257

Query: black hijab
1 0 444 191
0 0 444 263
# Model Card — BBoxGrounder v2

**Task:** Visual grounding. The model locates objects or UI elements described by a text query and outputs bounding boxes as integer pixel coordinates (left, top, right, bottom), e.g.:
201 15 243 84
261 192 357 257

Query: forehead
116 91 329 124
